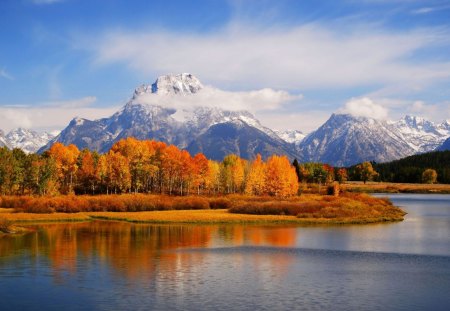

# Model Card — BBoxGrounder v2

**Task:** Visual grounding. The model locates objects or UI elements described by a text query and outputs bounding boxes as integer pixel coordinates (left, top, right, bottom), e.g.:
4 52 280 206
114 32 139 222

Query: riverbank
344 181 450 194
0 193 406 227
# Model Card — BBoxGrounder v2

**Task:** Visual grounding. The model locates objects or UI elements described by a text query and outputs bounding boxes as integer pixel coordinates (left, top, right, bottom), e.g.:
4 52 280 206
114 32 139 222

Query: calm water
1 194 449 311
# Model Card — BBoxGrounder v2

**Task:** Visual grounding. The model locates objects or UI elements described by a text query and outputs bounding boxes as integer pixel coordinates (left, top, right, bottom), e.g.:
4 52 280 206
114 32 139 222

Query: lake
1 194 449 310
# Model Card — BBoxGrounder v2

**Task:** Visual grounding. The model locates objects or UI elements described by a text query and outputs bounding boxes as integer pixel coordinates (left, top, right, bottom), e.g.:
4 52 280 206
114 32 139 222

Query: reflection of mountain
0 222 298 281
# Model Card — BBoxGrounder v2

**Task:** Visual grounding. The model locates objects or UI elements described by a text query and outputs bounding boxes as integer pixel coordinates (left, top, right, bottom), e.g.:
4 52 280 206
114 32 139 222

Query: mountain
437 137 450 151
0 130 11 148
35 73 450 165
6 128 55 154
0 128 54 153
298 114 416 167
187 120 300 160
391 115 450 153
41 73 297 160
275 130 306 145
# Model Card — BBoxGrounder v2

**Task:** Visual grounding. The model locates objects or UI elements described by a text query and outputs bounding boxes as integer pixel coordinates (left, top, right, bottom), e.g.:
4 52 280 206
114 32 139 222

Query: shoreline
0 209 405 230
344 182 450 194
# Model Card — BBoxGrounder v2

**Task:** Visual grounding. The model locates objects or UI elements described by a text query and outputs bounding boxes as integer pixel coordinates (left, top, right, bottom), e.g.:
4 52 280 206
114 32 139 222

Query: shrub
229 201 325 216
327 182 340 197
173 197 210 210
209 198 232 209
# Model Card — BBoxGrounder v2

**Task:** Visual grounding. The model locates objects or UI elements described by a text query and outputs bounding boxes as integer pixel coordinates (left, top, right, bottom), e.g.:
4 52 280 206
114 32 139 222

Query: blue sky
1 0 450 132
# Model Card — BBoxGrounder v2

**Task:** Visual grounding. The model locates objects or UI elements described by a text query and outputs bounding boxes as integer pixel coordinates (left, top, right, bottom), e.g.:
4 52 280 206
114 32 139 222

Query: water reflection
0 222 300 283
0 195 449 311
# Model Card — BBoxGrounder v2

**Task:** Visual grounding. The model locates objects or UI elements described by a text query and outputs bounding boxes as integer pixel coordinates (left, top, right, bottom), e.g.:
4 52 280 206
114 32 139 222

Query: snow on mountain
41 74 294 160
0 130 11 148
275 130 306 145
37 73 450 164
298 114 416 167
6 128 55 153
391 115 450 153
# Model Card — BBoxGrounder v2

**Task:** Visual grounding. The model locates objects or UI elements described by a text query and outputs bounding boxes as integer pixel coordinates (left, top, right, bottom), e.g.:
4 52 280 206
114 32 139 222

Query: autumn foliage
0 137 299 198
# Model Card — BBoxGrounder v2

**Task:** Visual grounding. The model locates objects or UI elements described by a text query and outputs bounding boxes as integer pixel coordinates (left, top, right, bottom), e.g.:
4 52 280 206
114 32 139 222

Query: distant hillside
350 151 450 184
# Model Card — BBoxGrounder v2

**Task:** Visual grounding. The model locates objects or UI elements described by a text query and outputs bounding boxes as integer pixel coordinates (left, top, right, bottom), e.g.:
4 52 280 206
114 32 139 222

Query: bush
173 197 210 210
229 201 325 216
327 182 340 197
209 198 232 209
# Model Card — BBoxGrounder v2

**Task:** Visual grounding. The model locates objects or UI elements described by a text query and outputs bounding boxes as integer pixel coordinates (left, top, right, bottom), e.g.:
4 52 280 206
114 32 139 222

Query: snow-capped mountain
41 73 295 160
6 128 55 154
298 114 417 167
391 115 450 153
275 130 306 145
0 130 11 148
0 128 55 153
36 73 450 165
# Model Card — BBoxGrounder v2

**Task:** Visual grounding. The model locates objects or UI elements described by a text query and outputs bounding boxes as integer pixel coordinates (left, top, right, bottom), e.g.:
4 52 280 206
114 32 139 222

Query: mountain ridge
1 73 449 165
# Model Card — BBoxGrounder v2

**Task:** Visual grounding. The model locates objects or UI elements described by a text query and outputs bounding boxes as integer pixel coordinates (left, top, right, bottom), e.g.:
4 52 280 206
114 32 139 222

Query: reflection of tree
0 223 298 282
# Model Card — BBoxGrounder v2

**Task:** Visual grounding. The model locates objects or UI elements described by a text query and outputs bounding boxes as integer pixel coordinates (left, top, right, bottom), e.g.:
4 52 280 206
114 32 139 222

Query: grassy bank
344 181 450 194
0 193 406 226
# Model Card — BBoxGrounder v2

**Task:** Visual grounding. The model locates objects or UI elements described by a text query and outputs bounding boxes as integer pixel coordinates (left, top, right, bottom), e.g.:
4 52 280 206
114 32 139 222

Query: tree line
347 151 450 184
0 138 299 197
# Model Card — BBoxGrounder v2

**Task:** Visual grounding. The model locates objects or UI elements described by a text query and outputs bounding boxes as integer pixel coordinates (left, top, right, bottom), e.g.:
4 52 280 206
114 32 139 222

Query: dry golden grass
87 209 403 225
0 192 406 226
344 181 450 194
0 210 91 223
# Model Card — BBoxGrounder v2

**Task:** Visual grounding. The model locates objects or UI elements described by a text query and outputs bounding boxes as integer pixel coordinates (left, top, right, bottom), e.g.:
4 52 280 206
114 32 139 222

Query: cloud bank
86 23 450 90
0 97 119 133
340 97 389 119
135 86 301 112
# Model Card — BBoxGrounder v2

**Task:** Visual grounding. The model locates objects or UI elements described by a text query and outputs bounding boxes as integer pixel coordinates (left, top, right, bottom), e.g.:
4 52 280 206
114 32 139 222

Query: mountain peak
151 73 203 96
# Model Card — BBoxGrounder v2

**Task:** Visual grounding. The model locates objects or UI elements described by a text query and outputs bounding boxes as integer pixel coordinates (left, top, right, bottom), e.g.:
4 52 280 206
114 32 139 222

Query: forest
2 137 447 200
0 137 300 197
347 151 450 184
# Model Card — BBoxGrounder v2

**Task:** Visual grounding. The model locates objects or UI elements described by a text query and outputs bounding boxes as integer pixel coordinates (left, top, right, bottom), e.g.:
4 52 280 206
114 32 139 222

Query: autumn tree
105 151 131 193
356 161 378 184
264 155 299 197
221 154 245 193
206 160 221 194
323 164 335 184
422 169 437 184
336 168 348 184
47 143 80 194
245 154 266 196
192 153 210 195
77 149 99 194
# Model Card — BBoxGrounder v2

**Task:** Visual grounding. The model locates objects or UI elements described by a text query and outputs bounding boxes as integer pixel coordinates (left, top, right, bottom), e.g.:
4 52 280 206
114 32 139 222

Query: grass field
344 181 450 194
0 192 406 228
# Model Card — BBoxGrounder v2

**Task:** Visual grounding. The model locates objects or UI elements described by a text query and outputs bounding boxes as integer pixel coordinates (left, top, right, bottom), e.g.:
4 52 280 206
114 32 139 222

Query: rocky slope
41 74 295 160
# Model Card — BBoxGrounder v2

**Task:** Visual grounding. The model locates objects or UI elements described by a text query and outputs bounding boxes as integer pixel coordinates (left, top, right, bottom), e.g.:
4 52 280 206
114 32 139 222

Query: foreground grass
0 192 406 226
344 181 450 194
0 209 403 226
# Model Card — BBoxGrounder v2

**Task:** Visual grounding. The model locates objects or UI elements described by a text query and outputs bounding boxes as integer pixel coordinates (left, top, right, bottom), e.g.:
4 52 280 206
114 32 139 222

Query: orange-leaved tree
264 155 299 197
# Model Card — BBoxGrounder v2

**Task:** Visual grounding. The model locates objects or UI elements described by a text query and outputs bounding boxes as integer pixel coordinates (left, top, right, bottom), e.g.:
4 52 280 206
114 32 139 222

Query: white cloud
0 97 118 132
0 69 14 80
135 86 300 113
257 110 329 134
83 23 450 90
340 97 389 119
2 109 33 129
411 5 450 15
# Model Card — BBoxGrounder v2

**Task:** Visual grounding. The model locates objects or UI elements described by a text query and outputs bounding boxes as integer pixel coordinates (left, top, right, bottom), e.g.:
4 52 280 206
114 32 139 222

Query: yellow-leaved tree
244 154 266 196
264 155 299 197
